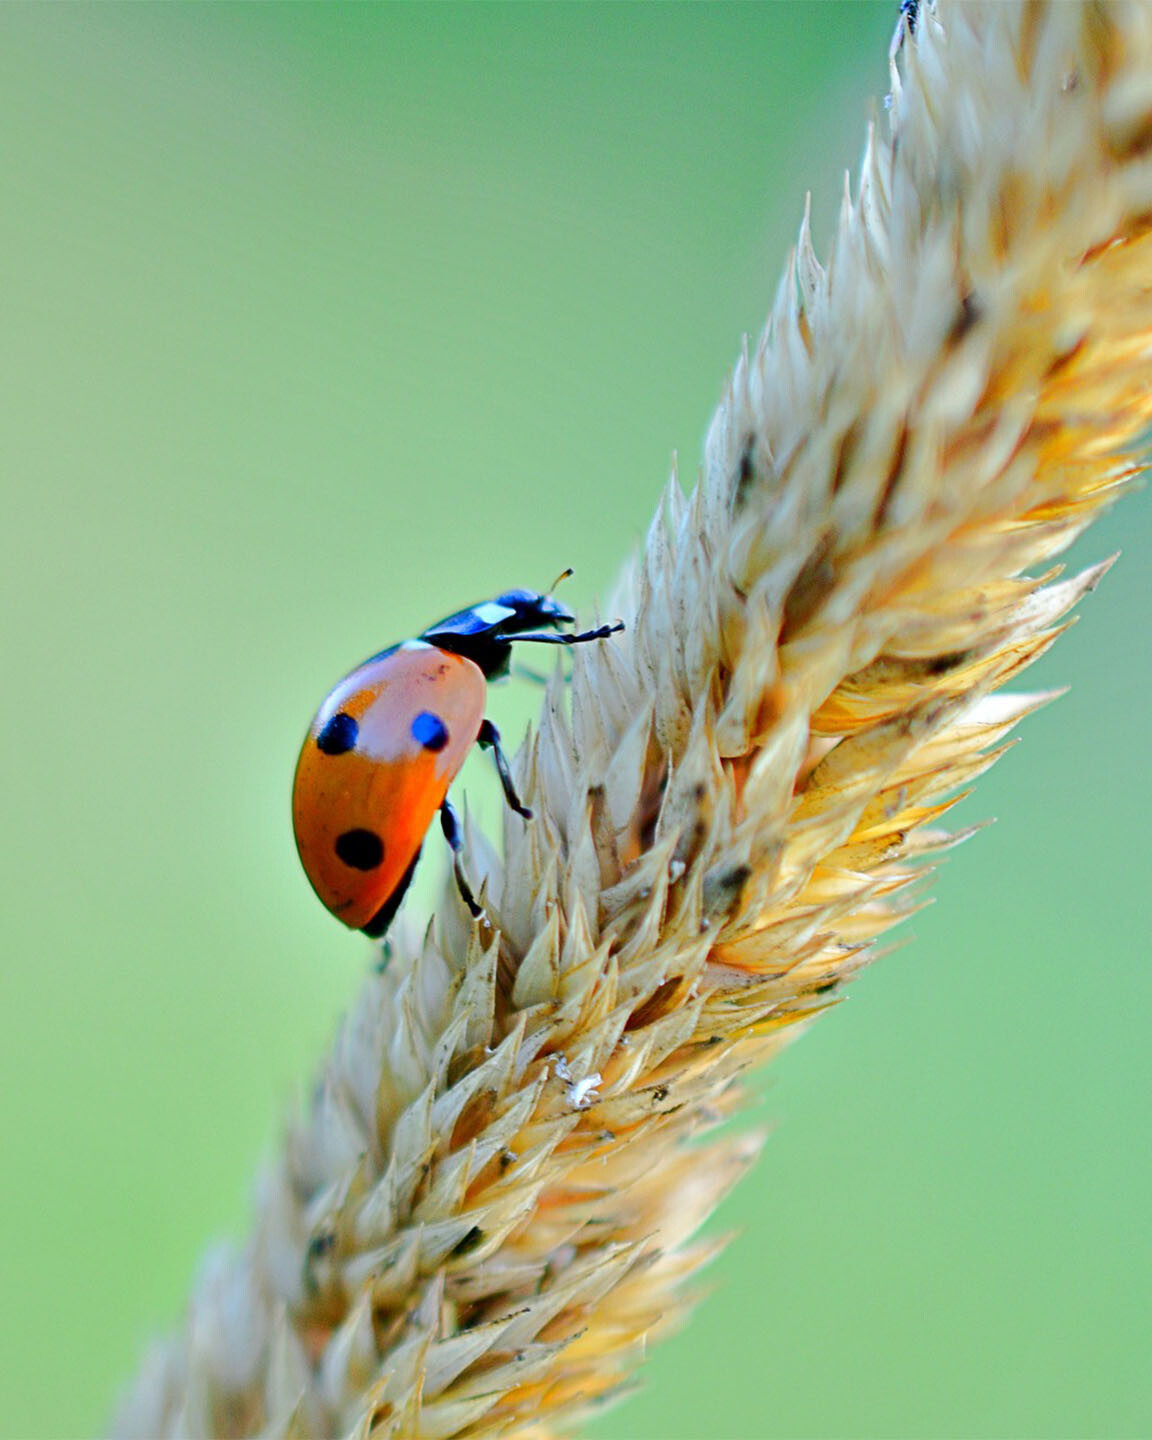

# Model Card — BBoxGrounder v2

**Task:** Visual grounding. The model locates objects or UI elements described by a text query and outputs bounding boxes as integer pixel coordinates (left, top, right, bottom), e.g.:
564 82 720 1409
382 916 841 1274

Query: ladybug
292 580 624 938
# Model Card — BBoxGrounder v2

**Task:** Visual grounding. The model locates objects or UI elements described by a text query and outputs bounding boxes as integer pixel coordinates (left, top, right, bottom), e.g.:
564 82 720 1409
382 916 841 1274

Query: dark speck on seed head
950 289 982 342
335 828 385 870
317 711 358 755
734 434 756 509
306 1231 336 1261
450 1225 484 1257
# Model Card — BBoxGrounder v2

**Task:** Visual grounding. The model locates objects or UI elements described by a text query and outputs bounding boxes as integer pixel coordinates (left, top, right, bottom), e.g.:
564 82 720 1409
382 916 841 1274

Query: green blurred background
1 5 1149 1437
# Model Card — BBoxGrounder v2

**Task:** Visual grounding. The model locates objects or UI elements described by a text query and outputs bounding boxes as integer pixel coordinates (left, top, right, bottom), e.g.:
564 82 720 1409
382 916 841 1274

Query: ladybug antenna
547 567 574 597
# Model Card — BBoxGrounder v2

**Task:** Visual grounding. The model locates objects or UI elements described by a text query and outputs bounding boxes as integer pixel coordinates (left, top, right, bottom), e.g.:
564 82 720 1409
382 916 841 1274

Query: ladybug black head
493 589 574 629
420 574 624 681
420 587 575 678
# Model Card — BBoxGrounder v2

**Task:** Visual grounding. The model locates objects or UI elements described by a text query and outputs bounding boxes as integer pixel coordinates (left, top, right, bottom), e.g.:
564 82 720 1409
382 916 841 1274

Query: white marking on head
401 639 434 651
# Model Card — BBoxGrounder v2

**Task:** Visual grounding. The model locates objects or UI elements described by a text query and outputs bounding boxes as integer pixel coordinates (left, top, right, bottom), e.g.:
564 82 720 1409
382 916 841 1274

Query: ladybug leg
478 719 533 820
439 798 483 918
510 621 625 647
511 660 559 686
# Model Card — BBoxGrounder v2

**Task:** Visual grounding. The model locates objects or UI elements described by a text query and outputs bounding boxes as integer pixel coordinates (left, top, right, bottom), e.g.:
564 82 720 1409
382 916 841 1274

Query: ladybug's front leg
477 719 532 819
439 798 483 919
506 621 624 648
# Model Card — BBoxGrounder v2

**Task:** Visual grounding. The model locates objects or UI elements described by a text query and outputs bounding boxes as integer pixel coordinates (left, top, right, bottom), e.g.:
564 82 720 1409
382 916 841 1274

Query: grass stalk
114 4 1152 1436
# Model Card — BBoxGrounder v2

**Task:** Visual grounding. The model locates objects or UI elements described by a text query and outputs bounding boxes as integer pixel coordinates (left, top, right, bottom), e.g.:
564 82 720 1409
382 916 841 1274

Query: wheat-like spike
113 3 1152 1437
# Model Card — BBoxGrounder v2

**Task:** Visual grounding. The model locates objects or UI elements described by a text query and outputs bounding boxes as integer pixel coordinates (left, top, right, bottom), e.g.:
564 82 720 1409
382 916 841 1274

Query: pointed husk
113 4 1152 1437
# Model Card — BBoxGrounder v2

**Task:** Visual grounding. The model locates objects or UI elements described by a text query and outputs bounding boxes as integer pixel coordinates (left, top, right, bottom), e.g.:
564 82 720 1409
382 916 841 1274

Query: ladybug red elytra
292 580 623 937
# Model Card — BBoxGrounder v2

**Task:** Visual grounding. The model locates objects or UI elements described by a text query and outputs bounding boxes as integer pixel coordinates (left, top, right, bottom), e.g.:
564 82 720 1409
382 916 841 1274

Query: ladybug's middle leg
477 719 532 819
439 798 483 919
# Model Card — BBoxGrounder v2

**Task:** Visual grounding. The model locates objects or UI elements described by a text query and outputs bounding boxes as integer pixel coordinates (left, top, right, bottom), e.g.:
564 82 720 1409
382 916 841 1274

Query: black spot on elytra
335 828 385 871
316 711 358 755
411 711 450 752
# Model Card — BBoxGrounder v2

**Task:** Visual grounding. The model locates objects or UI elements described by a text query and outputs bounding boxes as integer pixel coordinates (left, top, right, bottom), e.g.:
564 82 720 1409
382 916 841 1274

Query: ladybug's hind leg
478 719 532 819
439 798 483 920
